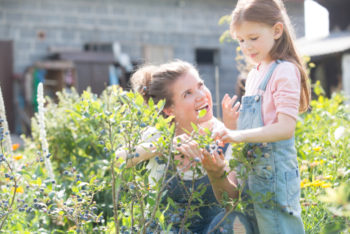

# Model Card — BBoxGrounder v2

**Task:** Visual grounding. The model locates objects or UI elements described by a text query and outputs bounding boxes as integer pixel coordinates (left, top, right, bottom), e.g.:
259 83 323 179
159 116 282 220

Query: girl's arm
201 150 239 202
213 113 296 143
115 142 158 168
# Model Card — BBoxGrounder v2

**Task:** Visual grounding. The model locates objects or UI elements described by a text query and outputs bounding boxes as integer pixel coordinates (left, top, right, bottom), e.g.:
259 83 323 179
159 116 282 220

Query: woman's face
164 68 213 133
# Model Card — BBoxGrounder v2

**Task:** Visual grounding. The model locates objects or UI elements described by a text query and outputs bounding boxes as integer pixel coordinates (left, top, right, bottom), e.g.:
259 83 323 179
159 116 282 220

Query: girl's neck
257 59 275 71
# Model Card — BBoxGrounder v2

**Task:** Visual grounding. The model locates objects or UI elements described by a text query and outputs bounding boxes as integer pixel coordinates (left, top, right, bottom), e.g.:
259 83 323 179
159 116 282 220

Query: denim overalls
161 146 255 234
164 174 255 234
237 60 305 234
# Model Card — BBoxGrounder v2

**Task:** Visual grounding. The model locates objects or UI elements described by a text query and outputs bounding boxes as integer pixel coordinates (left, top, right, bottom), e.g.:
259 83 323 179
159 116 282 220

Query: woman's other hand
174 134 202 161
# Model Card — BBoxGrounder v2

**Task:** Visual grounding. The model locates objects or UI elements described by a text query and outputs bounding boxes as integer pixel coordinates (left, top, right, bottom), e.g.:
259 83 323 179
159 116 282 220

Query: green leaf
135 93 144 106
191 122 198 132
198 108 207 118
71 186 79 193
34 165 44 178
156 210 165 225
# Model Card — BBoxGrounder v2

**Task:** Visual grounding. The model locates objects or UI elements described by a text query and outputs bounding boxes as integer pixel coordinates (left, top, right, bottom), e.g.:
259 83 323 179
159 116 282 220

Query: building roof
296 32 350 57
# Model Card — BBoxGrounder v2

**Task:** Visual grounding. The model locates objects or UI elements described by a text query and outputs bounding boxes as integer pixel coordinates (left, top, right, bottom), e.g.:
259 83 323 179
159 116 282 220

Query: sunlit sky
305 0 329 40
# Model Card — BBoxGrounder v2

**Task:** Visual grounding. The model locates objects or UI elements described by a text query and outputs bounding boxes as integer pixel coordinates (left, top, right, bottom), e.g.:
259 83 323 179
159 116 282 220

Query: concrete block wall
0 0 304 106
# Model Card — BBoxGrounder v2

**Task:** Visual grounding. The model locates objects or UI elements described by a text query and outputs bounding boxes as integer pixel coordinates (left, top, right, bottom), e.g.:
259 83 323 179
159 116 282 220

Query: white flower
334 126 345 140
0 87 13 155
37 83 55 180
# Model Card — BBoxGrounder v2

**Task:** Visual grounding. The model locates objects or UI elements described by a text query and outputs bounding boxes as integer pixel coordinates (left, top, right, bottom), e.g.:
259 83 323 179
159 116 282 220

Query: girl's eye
239 39 244 43
198 83 204 89
251 37 258 41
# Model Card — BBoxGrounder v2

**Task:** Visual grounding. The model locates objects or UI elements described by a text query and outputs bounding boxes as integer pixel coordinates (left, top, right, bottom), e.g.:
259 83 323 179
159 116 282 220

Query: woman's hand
201 149 226 180
221 94 240 130
174 134 202 161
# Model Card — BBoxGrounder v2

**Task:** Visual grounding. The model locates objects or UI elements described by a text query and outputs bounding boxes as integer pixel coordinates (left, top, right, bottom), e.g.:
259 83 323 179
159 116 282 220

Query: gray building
0 0 304 132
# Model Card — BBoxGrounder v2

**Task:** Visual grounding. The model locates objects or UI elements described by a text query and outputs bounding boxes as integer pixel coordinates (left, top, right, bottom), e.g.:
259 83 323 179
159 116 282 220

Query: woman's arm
115 142 158 168
213 113 296 143
201 150 239 203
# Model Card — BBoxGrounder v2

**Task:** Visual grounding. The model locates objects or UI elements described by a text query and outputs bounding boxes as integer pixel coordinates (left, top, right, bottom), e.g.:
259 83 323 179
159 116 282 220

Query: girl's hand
201 149 226 179
174 134 202 160
212 127 243 143
221 94 240 130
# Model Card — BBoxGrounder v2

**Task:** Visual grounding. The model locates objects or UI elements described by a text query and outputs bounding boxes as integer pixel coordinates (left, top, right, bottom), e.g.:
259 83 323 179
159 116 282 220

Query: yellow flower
302 182 312 188
300 178 310 188
311 180 323 187
11 186 24 194
236 46 241 52
313 147 322 152
321 183 332 188
13 155 23 161
12 144 20 151
309 62 316 68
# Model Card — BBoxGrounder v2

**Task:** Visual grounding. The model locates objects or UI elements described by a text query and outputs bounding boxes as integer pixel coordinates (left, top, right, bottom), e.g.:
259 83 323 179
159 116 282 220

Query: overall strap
258 60 282 91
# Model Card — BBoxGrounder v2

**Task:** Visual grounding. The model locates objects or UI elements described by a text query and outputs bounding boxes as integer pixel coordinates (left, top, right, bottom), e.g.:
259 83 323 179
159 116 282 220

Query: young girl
215 0 310 233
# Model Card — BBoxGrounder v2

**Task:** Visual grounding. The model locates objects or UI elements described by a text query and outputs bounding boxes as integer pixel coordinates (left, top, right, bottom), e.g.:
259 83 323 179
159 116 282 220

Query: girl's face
164 69 213 133
233 21 282 65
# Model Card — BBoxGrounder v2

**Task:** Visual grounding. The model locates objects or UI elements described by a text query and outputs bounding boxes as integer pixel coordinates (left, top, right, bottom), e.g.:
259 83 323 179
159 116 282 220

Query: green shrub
296 81 350 233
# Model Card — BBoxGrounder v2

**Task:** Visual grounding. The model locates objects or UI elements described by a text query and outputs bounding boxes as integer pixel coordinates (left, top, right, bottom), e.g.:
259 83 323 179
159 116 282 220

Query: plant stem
179 173 196 233
0 143 18 230
111 160 119 234
207 180 245 234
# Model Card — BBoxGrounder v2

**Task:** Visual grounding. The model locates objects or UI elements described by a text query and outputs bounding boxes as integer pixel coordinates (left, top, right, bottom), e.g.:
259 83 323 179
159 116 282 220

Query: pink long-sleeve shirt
244 60 301 126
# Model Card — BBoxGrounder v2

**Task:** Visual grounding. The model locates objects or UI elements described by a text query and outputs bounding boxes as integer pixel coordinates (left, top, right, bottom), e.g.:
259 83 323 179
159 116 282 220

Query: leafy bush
0 80 349 233
296 81 350 233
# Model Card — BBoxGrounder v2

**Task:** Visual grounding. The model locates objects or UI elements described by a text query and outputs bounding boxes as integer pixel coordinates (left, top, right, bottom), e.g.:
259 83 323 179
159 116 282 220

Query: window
195 49 218 65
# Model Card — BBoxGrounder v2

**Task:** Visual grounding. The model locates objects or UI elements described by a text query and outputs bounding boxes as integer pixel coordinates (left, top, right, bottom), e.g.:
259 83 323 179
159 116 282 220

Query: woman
116 60 254 233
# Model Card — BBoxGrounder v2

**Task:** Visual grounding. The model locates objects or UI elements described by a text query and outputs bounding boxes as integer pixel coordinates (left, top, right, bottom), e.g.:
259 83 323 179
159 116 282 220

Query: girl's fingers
221 94 230 106
231 95 238 103
211 128 225 139
232 101 240 112
228 95 237 108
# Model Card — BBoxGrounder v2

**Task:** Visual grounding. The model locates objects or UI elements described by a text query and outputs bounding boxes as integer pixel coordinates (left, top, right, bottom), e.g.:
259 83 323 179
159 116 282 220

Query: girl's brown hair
230 0 310 112
131 60 197 109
